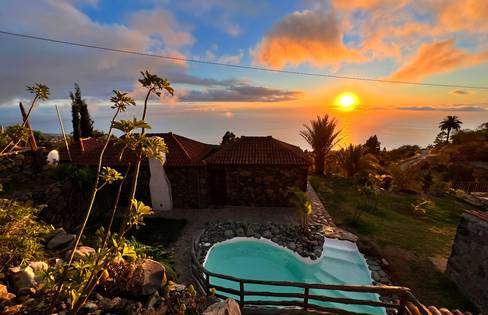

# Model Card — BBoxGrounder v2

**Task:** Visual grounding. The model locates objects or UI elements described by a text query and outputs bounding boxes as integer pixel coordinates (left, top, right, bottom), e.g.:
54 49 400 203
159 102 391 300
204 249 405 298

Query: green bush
0 198 52 268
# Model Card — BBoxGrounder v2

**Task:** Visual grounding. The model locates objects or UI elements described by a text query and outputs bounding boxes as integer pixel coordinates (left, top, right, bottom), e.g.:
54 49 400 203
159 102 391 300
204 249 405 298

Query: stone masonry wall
0 150 46 187
446 212 488 313
225 165 308 207
165 166 207 209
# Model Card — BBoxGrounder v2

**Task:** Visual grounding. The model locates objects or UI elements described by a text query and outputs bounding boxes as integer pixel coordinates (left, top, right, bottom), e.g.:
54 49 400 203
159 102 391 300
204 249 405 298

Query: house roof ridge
170 133 192 161
272 137 309 162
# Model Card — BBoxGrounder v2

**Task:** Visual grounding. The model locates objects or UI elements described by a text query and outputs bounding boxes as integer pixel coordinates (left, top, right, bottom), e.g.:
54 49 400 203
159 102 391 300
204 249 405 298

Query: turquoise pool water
204 237 385 315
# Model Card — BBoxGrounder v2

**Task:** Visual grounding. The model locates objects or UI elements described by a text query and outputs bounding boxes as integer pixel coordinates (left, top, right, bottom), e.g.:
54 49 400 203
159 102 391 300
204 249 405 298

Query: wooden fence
453 182 488 193
190 233 428 315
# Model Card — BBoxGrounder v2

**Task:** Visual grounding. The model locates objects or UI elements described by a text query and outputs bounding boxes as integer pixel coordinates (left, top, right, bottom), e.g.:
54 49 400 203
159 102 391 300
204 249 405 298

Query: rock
28 261 48 283
130 259 167 296
3 304 22 315
262 230 272 239
203 298 241 315
167 281 186 292
287 242 297 251
381 258 390 267
224 230 235 239
65 246 96 261
235 227 245 237
96 294 122 312
47 230 75 250
82 302 98 313
0 284 16 302
145 291 160 310
7 266 36 295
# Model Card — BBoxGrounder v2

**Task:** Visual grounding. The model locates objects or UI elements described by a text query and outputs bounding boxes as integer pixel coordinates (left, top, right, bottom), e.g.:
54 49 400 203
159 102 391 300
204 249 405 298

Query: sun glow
335 92 359 111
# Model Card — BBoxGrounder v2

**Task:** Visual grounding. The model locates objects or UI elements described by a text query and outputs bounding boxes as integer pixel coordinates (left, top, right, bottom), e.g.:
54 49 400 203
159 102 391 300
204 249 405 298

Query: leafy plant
300 115 341 175
289 186 313 233
336 144 379 179
48 72 173 314
1 83 50 154
411 199 435 216
0 124 30 151
0 198 52 270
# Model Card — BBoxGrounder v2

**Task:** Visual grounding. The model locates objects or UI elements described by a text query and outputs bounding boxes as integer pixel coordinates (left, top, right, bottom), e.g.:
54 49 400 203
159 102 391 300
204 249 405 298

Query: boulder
224 230 235 239
28 261 48 283
7 266 36 295
65 246 96 261
203 298 241 315
0 284 16 302
47 230 75 250
130 259 167 296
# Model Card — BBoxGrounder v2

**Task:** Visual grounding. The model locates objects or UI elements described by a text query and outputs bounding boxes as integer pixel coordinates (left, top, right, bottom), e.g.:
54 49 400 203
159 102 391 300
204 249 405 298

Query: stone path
307 181 358 242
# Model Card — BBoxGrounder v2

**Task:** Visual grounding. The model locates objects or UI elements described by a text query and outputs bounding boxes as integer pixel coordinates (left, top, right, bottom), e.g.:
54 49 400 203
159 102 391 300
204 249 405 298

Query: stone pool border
197 221 393 287
198 222 326 263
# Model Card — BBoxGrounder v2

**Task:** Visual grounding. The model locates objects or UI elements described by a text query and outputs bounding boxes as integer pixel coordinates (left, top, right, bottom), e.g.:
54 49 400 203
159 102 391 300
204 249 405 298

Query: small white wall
149 157 173 211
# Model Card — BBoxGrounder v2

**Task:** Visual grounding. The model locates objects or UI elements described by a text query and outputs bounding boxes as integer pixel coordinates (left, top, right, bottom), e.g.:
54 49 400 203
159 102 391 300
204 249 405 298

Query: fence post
398 292 407 315
304 287 309 310
239 280 245 308
205 273 210 294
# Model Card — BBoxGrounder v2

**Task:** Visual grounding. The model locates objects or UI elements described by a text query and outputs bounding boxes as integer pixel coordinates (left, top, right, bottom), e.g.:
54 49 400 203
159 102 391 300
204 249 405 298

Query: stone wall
165 166 207 209
446 211 488 313
0 150 46 187
224 165 308 207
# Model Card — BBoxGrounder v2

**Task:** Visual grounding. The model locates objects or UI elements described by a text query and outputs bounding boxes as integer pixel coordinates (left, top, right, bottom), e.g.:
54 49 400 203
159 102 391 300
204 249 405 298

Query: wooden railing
190 232 428 315
453 182 488 193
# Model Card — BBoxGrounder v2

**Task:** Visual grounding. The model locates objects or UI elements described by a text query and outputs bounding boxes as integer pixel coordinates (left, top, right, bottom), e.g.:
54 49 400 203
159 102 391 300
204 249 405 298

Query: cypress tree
70 83 94 139
78 85 94 138
70 84 81 141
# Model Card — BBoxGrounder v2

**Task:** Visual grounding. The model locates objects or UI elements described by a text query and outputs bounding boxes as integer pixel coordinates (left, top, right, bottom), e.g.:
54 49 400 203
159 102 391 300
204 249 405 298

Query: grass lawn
310 175 480 311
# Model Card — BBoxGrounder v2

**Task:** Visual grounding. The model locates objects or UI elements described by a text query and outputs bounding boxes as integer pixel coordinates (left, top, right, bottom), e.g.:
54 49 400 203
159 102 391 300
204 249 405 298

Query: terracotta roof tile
204 136 310 165
148 133 216 166
59 133 216 167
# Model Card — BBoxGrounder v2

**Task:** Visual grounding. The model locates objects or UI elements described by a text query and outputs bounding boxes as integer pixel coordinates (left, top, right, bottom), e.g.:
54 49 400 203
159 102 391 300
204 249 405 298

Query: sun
335 92 359 111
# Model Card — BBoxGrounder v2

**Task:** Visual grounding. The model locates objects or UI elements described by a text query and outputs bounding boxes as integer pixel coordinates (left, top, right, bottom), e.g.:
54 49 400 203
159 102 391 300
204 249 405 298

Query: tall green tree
70 83 94 140
364 135 381 155
439 115 462 143
221 131 236 145
336 144 378 178
70 85 81 141
300 115 341 175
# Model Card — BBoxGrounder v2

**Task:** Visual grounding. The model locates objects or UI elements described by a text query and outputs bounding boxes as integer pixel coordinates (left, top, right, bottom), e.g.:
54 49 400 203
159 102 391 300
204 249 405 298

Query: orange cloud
332 0 408 10
252 10 363 69
389 40 488 81
424 0 488 33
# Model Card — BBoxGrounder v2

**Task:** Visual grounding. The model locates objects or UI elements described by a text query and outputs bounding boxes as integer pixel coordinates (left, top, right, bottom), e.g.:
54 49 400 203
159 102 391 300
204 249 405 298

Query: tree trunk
446 128 451 143
314 152 325 175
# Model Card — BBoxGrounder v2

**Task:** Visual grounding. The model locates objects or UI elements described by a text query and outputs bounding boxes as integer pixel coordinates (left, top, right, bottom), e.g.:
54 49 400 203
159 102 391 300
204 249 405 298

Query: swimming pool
204 237 385 315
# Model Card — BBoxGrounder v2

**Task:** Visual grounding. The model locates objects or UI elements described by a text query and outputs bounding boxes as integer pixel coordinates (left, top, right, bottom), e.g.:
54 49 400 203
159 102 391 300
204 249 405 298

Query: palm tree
336 144 378 178
300 115 341 175
439 115 462 143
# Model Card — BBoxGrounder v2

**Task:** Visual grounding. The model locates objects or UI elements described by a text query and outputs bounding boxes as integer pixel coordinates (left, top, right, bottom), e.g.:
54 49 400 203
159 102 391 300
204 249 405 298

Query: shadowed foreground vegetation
310 175 478 311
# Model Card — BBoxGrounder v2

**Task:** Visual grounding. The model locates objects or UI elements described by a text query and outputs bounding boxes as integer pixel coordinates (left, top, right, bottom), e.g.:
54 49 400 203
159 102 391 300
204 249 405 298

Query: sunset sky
1 0 488 149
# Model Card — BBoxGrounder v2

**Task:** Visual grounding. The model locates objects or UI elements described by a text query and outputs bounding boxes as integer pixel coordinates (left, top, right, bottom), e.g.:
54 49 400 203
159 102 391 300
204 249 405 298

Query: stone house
59 133 309 210
447 210 488 313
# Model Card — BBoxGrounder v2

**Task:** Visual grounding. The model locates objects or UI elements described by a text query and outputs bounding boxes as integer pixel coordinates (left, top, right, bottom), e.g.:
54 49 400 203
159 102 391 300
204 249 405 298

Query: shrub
411 200 435 216
0 198 52 268
289 186 313 232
